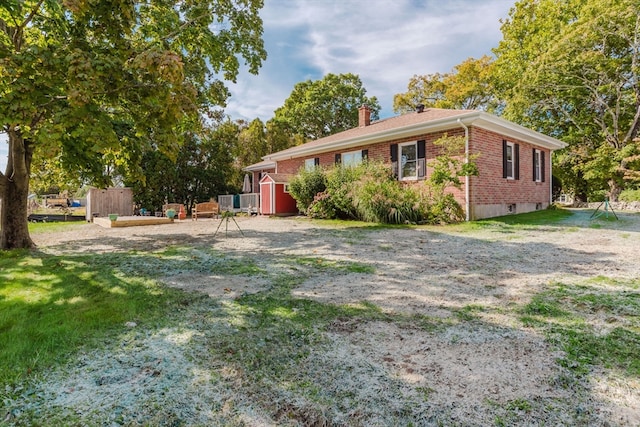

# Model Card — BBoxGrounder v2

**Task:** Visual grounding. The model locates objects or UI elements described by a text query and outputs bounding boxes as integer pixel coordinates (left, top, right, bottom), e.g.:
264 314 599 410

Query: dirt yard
12 209 640 426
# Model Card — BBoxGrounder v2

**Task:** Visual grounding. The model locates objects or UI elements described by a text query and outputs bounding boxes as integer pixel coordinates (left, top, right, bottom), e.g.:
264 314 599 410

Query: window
505 142 514 179
503 140 519 180
391 140 426 180
399 142 417 180
533 149 545 182
341 150 362 167
305 157 319 171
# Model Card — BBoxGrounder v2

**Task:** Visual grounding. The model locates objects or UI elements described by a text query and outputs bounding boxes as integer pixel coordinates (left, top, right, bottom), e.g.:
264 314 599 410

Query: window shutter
533 148 536 181
417 140 426 179
417 140 426 159
314 157 320 166
390 144 398 177
335 153 341 165
514 143 520 180
502 140 508 179
361 149 368 161
541 151 546 182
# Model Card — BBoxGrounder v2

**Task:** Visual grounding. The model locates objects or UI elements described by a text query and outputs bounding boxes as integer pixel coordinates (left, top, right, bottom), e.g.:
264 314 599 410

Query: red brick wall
468 127 550 206
273 126 551 219
251 169 274 194
276 129 465 174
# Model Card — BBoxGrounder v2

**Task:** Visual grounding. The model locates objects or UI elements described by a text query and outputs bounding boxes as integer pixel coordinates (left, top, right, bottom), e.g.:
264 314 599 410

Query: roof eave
265 114 473 161
243 160 276 172
265 111 567 161
464 112 567 150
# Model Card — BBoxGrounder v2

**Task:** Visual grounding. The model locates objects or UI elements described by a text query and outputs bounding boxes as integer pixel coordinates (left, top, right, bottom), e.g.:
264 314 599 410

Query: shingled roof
261 108 566 162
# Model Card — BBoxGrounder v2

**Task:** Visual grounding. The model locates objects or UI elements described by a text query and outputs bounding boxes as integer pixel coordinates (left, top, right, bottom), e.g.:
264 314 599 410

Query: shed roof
259 173 294 184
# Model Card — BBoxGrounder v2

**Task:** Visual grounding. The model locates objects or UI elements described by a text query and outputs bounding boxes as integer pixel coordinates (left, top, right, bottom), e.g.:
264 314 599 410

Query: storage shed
259 173 297 215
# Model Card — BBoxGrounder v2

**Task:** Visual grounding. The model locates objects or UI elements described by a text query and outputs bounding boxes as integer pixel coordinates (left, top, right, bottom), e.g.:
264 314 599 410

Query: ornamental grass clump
351 172 429 224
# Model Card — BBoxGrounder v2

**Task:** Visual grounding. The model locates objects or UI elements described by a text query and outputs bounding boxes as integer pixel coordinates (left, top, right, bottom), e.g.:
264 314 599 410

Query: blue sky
0 0 514 172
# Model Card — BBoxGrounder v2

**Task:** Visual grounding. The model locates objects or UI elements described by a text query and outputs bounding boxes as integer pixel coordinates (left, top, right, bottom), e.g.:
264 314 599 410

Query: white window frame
534 149 542 182
304 158 316 171
505 141 515 180
399 141 418 181
341 150 362 168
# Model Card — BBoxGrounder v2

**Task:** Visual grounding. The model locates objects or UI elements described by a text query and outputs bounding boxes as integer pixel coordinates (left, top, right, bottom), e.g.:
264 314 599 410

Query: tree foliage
233 118 302 171
493 0 640 200
273 73 381 140
127 123 237 213
393 56 497 114
0 0 266 249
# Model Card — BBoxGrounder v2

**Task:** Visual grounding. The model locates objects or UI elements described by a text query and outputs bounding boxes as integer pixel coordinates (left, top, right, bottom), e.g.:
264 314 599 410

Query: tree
273 73 381 140
236 118 267 168
493 0 640 201
393 56 498 114
128 123 237 213
0 0 266 249
265 119 304 156
233 118 302 171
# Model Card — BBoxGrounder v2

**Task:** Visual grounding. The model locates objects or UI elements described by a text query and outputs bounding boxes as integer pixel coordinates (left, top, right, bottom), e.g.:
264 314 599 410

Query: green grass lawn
0 248 199 387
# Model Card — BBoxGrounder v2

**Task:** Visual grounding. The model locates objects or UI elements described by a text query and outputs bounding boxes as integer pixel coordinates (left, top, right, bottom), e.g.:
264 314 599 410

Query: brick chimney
358 105 371 127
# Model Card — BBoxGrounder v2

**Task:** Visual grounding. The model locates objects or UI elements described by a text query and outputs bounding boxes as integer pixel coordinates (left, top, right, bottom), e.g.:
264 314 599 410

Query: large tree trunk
1 128 35 250
607 179 623 203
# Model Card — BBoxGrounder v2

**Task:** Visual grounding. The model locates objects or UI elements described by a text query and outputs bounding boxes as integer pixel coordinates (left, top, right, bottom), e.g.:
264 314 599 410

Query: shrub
289 137 477 225
287 167 327 214
312 161 433 224
322 163 367 219
307 191 337 219
619 189 640 202
428 192 465 224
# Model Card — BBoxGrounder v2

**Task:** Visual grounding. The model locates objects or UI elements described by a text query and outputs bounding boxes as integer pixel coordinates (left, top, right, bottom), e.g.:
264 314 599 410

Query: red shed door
259 177 274 215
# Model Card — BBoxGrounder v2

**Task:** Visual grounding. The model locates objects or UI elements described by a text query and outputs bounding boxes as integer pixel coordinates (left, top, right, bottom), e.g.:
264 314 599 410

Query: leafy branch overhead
393 56 498 114
0 0 267 249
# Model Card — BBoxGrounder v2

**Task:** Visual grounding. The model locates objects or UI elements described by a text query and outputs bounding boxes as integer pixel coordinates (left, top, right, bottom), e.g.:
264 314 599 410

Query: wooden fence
86 188 134 221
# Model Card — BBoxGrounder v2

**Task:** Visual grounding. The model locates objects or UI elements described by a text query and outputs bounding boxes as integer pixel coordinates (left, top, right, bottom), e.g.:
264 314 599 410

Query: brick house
245 106 567 220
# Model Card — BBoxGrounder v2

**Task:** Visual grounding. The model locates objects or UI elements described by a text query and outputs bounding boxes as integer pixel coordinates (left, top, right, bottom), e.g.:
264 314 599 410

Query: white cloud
225 0 513 121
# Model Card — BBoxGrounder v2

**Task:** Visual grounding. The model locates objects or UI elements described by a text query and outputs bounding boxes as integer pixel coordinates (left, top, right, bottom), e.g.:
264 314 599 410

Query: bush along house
245 105 567 220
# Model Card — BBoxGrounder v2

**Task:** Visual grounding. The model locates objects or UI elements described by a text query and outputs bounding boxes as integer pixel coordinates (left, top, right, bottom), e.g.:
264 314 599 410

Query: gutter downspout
457 119 470 221
549 150 554 206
